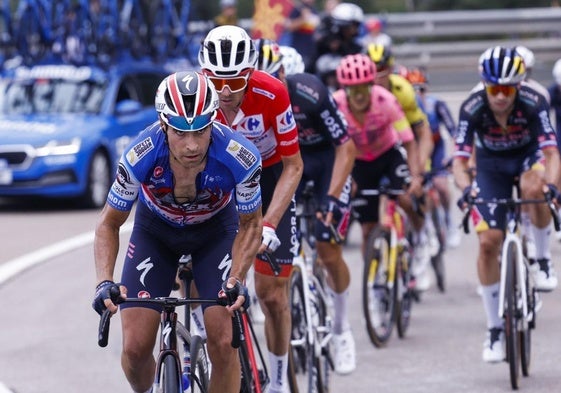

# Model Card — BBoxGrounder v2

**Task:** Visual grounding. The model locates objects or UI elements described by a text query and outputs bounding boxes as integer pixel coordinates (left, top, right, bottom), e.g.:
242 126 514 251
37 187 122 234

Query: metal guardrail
188 7 561 70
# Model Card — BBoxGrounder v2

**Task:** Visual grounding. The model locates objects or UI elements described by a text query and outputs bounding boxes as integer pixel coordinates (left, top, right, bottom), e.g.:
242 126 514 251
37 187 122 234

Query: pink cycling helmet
336 53 377 86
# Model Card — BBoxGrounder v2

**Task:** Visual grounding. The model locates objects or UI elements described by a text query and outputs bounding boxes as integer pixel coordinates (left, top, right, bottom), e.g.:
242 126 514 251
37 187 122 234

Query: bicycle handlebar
97 296 243 348
460 192 560 234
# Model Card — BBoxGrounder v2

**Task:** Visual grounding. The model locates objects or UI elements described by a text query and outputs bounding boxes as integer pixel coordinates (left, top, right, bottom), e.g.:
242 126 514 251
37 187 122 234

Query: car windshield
0 77 106 115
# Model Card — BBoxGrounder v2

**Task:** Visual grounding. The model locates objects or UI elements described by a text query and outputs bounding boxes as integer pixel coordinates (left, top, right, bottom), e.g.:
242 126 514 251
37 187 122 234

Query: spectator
214 0 238 27
360 17 392 48
284 0 320 72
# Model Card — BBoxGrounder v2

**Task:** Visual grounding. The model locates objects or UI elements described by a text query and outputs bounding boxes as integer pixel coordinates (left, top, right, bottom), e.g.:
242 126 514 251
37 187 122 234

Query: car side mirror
115 99 143 116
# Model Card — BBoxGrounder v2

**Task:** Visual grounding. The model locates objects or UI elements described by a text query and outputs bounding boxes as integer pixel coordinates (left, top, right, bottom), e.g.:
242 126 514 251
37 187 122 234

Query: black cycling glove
92 280 122 315
220 278 250 310
546 183 561 204
457 186 475 210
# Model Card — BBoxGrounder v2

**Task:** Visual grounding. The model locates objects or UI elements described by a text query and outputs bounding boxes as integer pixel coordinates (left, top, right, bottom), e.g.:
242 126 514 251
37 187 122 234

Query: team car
0 62 169 208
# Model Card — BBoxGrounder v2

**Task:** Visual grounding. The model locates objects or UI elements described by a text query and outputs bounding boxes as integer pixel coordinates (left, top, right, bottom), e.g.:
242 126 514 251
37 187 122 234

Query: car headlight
35 138 82 157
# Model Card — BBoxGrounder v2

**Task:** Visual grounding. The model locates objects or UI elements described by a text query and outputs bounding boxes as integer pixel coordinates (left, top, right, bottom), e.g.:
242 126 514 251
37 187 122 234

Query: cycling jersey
389 74 428 129
107 121 262 227
214 70 300 277
286 72 352 242
455 84 557 160
454 84 558 232
422 94 456 171
214 70 300 168
548 83 561 151
332 84 414 161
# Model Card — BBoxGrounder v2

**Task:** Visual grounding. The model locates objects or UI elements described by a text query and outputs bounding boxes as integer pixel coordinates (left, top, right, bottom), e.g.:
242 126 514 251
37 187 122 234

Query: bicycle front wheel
155 353 181 393
362 227 395 347
520 264 532 377
177 323 210 393
505 242 521 390
396 245 413 338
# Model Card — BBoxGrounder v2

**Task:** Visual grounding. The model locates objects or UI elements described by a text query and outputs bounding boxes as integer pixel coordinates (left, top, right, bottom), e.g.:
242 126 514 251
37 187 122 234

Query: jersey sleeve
436 99 457 137
273 85 300 157
454 96 478 160
318 93 350 146
386 91 415 143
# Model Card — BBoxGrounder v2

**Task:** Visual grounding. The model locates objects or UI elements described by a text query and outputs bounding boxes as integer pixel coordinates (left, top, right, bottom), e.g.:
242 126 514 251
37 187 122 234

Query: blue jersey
107 121 262 227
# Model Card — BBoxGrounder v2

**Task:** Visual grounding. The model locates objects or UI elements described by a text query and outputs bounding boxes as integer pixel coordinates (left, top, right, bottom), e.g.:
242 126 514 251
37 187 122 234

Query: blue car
0 62 169 208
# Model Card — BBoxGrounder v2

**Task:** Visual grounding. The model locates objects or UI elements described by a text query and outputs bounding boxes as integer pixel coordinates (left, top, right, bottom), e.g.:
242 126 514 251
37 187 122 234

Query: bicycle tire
362 226 395 347
505 242 520 390
157 353 181 392
430 207 446 292
313 287 330 393
396 243 413 338
238 313 264 393
177 323 210 393
520 265 532 377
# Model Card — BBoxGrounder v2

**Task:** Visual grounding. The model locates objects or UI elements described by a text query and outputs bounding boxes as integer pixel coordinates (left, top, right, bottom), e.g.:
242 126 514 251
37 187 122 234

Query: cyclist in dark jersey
92 71 263 393
259 43 358 375
453 46 560 364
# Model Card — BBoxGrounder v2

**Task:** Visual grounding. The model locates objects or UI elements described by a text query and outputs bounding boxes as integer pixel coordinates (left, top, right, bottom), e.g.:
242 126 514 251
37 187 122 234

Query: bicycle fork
498 234 528 321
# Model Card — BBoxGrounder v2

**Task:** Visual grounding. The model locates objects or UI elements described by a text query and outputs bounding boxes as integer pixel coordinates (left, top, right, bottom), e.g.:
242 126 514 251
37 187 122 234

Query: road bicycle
288 180 334 393
461 189 560 390
98 259 270 392
355 184 414 348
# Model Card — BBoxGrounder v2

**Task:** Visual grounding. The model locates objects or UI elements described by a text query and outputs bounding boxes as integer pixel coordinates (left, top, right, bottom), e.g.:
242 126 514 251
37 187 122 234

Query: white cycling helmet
279 46 305 75
199 25 257 77
155 71 218 132
331 3 364 25
553 58 561 85
515 45 535 69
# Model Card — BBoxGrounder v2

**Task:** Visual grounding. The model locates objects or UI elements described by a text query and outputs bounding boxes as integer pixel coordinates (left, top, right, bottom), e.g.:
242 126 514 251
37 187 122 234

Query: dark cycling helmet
366 43 394 70
279 46 305 75
254 38 283 75
336 53 376 86
155 71 218 132
199 25 258 77
479 46 526 85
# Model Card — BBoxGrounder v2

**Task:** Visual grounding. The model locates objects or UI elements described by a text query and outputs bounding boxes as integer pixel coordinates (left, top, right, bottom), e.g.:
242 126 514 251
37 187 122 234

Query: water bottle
182 372 191 393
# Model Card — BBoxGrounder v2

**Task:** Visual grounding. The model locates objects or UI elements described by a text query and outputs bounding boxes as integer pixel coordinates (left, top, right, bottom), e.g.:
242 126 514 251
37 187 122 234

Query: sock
481 282 502 329
327 287 350 334
531 223 551 260
268 352 288 392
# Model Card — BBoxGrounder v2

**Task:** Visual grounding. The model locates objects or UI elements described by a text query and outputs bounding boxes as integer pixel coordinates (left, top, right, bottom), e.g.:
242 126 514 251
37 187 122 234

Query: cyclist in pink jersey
332 53 422 256
199 25 303 393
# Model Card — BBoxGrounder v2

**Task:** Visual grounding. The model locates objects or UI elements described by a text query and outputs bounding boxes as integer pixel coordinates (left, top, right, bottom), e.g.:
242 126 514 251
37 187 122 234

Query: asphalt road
1 90 561 392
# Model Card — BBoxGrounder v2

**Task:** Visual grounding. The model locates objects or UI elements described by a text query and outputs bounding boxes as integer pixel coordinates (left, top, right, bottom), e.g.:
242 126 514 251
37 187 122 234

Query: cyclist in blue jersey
92 71 263 393
405 66 461 248
256 41 358 375
453 46 561 364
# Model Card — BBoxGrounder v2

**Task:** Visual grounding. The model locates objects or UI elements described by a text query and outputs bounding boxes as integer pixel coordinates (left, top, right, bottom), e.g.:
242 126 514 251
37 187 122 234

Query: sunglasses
345 84 372 97
162 112 215 132
485 84 517 97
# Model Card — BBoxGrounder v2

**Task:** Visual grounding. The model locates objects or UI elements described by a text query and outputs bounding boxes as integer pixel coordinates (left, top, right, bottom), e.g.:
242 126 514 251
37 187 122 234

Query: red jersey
215 70 300 168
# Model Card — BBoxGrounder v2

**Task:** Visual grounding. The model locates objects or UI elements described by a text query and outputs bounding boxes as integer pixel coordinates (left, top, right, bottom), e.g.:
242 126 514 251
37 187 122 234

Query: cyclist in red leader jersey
333 54 418 254
199 25 304 393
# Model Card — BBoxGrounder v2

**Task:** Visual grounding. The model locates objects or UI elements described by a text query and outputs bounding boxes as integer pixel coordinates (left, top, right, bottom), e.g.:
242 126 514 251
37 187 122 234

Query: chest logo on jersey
227 140 258 169
237 115 264 137
126 137 154 166
277 108 296 134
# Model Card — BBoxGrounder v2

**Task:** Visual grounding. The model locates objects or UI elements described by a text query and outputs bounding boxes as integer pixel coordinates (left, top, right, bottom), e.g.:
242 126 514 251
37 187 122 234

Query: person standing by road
453 46 560 363
255 40 359 374
92 71 263 393
199 25 303 393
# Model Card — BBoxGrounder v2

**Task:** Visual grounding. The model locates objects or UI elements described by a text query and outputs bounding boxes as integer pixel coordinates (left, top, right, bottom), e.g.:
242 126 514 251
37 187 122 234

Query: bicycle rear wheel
177 323 210 392
505 242 521 390
362 227 396 347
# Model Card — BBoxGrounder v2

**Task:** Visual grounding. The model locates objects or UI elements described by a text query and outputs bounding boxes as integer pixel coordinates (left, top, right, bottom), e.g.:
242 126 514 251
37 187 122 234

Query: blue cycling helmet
479 46 526 85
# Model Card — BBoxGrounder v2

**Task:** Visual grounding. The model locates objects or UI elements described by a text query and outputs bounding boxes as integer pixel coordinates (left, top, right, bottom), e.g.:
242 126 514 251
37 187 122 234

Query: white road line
0 222 133 286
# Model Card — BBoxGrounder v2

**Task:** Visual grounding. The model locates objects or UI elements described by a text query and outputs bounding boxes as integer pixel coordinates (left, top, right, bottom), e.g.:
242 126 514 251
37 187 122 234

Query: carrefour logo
238 115 264 137
277 108 296 134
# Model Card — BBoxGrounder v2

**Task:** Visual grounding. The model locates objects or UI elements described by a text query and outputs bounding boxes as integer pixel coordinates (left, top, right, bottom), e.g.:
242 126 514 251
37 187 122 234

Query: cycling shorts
120 201 239 312
297 148 352 244
471 149 544 232
352 146 411 223
255 161 297 277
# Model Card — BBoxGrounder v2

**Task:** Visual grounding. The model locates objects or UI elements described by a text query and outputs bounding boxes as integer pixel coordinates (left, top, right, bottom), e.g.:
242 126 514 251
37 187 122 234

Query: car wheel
80 150 111 209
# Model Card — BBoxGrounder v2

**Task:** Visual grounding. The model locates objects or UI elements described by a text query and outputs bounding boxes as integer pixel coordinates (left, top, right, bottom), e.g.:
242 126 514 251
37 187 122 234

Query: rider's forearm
403 140 421 178
452 157 471 191
231 209 263 281
543 147 561 187
415 120 434 172
94 205 130 284
263 152 304 227
327 140 356 198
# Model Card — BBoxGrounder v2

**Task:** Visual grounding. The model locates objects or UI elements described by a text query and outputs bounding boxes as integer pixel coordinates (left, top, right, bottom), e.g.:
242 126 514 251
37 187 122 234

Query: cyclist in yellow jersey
367 43 435 290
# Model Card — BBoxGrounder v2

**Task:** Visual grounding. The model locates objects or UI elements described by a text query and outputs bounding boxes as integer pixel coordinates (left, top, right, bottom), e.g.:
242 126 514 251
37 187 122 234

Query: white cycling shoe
332 329 356 375
482 327 505 363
